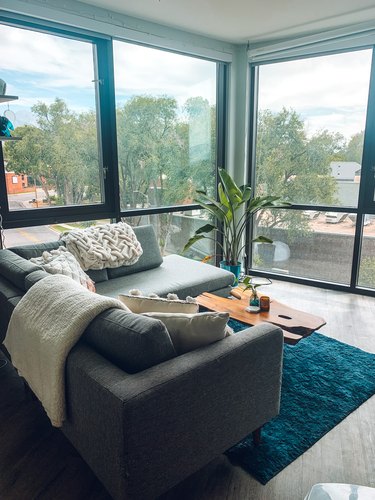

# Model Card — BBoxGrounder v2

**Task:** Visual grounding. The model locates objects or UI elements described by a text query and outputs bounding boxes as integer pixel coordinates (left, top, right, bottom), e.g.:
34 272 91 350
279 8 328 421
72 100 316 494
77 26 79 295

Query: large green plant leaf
195 223 217 235
183 234 206 252
252 235 273 243
195 200 227 223
219 169 242 204
217 184 233 222
241 186 252 202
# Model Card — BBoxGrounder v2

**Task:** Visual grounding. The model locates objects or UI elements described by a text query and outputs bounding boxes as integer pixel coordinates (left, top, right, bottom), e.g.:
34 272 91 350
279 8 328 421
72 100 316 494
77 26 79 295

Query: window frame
112 41 227 220
0 16 118 228
246 48 375 297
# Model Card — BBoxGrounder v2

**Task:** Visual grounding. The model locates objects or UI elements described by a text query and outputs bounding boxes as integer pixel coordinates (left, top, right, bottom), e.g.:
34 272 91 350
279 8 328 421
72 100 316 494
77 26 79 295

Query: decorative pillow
118 292 199 314
142 311 231 355
30 246 96 292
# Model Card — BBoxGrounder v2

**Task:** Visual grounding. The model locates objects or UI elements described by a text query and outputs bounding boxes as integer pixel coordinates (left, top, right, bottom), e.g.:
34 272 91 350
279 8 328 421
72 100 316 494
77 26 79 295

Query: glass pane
357 214 375 289
256 50 372 207
251 208 355 284
122 210 215 262
0 23 103 211
113 41 217 210
3 220 110 248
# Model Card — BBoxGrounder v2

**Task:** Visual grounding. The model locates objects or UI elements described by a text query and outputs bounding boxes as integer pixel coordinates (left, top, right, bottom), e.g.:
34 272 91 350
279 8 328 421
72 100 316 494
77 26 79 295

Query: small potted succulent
239 276 272 306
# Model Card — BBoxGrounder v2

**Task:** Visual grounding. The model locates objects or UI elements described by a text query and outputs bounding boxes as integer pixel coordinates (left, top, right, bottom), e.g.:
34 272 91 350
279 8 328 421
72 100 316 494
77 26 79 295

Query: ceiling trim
248 19 375 63
1 0 236 62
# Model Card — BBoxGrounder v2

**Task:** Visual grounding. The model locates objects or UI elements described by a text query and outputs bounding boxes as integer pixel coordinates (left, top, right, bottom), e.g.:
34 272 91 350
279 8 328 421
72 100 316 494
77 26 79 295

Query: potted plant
183 169 289 282
239 276 272 306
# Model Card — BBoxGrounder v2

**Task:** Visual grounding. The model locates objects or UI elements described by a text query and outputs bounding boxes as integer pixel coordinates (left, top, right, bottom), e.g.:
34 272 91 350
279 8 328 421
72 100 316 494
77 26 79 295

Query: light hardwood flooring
1 281 374 500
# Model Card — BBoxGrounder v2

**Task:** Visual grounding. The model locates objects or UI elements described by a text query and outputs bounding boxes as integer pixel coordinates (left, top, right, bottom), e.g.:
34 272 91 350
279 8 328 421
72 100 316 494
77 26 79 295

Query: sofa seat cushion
82 309 177 373
0 249 42 291
96 255 234 299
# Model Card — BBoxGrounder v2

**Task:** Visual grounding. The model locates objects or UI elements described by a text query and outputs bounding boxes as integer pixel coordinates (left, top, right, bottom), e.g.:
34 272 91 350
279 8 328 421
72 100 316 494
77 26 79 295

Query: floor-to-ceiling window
249 48 375 292
113 41 221 260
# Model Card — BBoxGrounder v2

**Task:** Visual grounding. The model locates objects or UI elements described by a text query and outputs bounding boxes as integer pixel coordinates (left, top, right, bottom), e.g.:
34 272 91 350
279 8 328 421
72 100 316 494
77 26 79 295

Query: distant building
5 171 31 194
330 161 361 181
330 161 361 207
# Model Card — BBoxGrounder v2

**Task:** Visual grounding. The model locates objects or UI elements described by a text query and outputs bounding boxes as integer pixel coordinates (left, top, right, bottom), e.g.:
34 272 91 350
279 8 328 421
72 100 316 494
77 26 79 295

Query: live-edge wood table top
197 290 326 345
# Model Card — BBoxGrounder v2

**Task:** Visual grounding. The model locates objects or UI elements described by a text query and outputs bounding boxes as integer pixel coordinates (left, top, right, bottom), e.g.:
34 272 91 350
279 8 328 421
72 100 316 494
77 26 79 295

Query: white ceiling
78 0 375 43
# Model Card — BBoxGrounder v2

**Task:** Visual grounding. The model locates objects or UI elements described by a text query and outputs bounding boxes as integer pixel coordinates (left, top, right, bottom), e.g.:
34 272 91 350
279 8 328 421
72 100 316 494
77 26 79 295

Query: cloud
113 41 217 107
0 24 95 90
258 49 372 139
0 23 216 126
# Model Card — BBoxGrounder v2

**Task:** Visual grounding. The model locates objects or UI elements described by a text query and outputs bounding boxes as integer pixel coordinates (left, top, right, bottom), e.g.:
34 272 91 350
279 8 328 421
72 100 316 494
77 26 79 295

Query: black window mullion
359 48 375 211
245 64 259 273
349 46 375 288
215 62 228 266
95 38 120 217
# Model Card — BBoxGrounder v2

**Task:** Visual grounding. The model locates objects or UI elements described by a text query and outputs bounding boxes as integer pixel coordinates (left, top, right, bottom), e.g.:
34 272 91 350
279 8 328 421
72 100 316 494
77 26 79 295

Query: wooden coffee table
197 290 326 345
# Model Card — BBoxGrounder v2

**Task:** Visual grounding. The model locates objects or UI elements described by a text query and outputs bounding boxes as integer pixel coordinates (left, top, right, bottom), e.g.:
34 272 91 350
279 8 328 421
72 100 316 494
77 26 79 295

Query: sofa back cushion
85 268 108 283
25 269 50 290
107 225 162 279
0 279 23 343
10 240 61 259
83 309 176 373
0 249 42 291
10 240 109 283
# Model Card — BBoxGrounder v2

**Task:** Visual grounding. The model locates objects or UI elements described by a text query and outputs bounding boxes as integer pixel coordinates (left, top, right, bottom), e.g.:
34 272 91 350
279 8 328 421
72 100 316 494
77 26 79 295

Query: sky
258 49 373 139
0 22 372 141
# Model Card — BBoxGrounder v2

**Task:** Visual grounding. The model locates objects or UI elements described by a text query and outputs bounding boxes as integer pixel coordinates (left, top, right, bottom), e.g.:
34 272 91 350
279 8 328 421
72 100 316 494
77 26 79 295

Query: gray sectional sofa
0 224 284 500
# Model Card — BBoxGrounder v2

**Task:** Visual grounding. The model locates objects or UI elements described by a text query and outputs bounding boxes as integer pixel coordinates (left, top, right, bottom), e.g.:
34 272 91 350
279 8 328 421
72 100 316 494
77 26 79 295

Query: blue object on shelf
0 116 14 137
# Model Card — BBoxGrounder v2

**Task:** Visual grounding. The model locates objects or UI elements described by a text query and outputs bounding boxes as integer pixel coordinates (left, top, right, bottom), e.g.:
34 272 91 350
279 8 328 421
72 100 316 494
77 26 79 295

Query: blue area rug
225 327 375 484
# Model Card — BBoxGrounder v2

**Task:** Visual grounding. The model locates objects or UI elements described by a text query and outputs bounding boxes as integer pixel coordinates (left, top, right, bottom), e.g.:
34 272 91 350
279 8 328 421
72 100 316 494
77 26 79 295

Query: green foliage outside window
5 98 101 207
255 107 364 241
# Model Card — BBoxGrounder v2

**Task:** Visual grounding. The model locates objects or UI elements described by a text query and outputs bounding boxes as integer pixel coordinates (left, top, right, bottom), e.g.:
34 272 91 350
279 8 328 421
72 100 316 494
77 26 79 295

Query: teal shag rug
225 326 375 484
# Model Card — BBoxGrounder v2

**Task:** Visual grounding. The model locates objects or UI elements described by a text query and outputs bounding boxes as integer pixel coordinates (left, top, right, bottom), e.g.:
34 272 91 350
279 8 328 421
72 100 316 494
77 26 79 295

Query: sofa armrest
63 323 283 500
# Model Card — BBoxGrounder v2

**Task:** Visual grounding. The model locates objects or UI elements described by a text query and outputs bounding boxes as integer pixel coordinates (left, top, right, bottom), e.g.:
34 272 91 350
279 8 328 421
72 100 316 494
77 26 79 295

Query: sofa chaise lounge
0 224 283 500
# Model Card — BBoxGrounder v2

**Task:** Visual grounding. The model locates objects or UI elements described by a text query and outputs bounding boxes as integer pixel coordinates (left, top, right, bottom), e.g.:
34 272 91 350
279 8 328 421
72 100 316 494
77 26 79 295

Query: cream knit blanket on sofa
60 221 143 270
4 275 128 427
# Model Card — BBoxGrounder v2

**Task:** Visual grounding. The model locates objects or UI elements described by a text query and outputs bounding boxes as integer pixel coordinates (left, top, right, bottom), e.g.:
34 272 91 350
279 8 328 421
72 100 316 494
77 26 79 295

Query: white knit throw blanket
4 275 128 427
60 222 143 271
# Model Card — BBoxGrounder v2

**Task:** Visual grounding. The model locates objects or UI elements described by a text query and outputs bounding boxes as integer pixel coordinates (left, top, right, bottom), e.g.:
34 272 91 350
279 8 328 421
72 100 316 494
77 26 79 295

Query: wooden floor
1 281 375 500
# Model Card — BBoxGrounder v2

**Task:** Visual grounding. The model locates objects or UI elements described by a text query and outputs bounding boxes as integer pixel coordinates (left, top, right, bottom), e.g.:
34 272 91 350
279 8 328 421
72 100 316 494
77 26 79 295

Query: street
8 188 47 210
4 225 59 247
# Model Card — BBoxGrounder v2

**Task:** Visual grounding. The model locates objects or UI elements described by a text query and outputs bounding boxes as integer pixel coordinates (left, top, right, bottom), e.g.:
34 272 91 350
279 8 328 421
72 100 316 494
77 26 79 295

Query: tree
117 96 183 208
255 108 344 238
116 95 217 253
5 99 101 207
4 125 54 204
31 99 100 205
343 131 364 164
183 96 216 197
